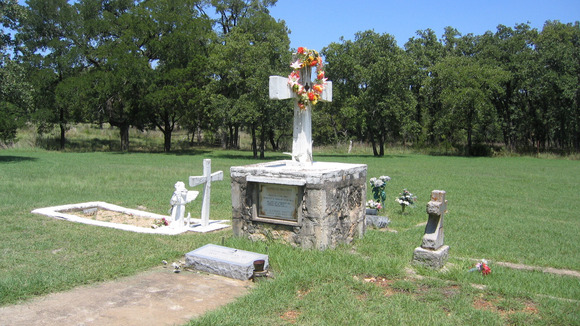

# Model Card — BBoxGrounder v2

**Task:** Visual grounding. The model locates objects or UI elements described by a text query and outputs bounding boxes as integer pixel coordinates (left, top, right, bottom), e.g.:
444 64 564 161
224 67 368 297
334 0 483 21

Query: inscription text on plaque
258 184 300 221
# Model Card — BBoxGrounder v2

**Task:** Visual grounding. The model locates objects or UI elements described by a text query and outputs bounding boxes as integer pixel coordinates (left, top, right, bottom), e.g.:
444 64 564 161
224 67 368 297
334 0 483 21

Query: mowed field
1 148 578 325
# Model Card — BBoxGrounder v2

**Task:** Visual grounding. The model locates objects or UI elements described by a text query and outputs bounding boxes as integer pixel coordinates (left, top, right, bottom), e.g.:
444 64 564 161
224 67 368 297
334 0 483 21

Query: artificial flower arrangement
396 189 417 213
366 200 383 211
369 176 390 209
469 259 492 275
152 217 169 229
287 47 327 110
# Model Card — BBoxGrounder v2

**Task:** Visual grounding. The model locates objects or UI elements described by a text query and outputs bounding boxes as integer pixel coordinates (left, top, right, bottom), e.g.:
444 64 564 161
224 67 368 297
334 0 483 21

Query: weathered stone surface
366 215 390 229
185 244 268 280
231 160 367 250
421 190 447 250
413 190 450 270
412 245 449 270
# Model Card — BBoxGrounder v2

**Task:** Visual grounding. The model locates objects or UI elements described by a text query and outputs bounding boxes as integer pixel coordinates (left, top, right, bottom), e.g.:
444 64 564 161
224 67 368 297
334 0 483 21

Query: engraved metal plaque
258 184 299 220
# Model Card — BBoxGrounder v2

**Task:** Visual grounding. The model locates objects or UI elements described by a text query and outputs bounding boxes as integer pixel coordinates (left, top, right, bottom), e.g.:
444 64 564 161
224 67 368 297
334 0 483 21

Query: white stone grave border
31 201 229 235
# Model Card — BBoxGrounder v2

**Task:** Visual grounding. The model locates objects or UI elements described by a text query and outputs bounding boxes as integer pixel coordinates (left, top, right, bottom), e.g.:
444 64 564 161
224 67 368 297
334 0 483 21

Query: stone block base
230 160 367 250
185 244 268 280
412 245 449 269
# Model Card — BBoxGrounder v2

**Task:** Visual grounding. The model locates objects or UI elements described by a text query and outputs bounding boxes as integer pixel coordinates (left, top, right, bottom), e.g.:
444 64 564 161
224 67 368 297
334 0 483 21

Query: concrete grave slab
185 244 269 280
32 202 229 235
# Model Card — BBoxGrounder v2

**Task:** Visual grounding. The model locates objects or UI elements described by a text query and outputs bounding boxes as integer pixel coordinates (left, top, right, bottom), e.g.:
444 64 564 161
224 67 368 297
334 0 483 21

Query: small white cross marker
189 159 223 227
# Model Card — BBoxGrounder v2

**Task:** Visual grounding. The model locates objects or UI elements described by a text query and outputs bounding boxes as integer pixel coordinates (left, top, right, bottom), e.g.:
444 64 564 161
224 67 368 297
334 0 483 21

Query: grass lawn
1 148 579 325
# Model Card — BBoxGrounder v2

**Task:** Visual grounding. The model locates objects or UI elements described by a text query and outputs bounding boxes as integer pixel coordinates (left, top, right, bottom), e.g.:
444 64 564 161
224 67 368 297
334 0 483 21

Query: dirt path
0 267 252 326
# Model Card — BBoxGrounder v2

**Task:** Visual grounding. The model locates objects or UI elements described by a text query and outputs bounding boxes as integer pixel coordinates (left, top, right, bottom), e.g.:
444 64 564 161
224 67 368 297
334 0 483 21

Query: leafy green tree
137 0 214 152
534 21 580 152
18 0 85 149
476 23 539 152
321 38 365 145
208 0 290 158
210 0 277 35
425 55 509 155
324 31 416 156
405 28 445 146
0 0 33 144
79 0 153 151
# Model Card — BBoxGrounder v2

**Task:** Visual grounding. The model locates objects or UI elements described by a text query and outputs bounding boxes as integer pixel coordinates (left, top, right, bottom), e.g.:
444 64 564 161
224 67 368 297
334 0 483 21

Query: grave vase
366 208 378 215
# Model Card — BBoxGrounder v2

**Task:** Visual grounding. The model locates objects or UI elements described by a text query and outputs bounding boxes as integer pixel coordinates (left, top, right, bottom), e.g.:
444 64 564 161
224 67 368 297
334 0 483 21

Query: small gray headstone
413 190 449 269
366 215 390 229
185 244 269 280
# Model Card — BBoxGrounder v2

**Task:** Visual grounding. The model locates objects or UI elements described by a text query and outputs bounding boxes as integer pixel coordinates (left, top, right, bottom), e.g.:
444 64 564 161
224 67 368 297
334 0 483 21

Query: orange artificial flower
312 84 323 94
309 57 318 66
297 47 305 54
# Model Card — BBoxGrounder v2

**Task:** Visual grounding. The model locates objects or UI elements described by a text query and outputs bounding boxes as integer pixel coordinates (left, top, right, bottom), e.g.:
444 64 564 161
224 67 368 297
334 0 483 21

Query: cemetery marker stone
169 181 198 229
189 159 223 227
230 48 366 250
269 66 332 164
185 244 269 280
413 190 450 269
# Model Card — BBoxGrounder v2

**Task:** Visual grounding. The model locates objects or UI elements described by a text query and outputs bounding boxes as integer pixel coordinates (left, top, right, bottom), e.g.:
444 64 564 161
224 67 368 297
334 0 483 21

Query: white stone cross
189 159 223 227
269 66 332 164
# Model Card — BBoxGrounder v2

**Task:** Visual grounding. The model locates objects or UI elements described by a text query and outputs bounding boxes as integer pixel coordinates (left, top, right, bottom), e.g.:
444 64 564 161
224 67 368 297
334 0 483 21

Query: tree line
1 0 578 156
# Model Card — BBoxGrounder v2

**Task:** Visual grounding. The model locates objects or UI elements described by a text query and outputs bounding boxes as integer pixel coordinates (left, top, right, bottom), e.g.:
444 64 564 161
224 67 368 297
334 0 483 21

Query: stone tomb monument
412 190 449 269
230 49 367 250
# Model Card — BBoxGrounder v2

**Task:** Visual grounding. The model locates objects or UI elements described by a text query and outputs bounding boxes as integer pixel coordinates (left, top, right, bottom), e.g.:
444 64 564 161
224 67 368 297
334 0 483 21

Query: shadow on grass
212 153 290 161
38 138 120 152
0 155 38 163
315 153 409 159
108 149 214 156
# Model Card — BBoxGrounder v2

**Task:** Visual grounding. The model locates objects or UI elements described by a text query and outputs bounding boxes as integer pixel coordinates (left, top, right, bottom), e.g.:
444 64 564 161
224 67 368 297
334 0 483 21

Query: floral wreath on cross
287 47 327 110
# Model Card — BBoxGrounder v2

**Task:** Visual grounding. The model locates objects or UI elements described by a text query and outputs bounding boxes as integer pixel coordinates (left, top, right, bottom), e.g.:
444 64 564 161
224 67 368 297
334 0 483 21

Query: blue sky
269 0 580 51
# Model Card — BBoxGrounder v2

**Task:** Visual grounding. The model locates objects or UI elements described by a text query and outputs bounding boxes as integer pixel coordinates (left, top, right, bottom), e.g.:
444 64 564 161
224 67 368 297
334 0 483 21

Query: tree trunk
196 125 202 144
234 125 239 149
120 124 130 152
467 122 473 156
189 128 195 146
160 116 173 153
251 125 257 159
59 107 66 150
259 125 266 159
370 135 378 156
59 123 66 150
269 129 277 151
228 124 239 149
163 130 172 152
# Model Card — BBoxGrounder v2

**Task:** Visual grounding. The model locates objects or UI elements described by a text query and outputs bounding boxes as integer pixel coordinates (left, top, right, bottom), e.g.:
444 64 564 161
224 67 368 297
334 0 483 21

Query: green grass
1 147 579 325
